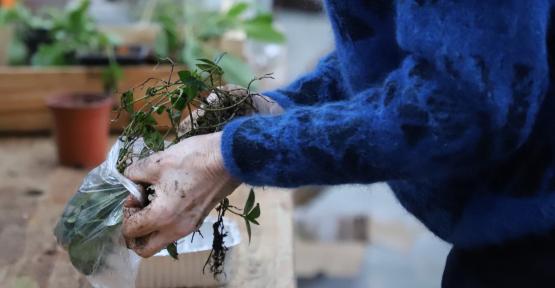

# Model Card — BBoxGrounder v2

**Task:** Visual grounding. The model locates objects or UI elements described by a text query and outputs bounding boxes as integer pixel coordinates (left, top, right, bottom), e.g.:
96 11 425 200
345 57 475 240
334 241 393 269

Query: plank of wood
226 186 296 288
0 137 295 288
0 110 53 132
0 66 180 132
0 138 85 287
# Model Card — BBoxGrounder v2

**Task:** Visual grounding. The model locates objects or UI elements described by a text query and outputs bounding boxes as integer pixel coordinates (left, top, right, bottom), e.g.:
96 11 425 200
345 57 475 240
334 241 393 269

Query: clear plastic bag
54 140 143 288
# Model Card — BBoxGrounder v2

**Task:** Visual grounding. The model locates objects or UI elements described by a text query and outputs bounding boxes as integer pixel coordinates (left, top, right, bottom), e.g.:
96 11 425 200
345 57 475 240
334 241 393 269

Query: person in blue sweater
123 0 555 286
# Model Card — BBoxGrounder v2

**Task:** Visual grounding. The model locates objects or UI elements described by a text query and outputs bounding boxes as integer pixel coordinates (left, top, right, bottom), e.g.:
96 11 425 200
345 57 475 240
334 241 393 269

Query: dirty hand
122 132 239 257
178 84 283 135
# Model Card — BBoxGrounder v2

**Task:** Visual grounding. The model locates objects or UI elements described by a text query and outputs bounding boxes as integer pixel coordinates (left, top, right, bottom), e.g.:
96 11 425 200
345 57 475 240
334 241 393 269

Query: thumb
124 155 161 183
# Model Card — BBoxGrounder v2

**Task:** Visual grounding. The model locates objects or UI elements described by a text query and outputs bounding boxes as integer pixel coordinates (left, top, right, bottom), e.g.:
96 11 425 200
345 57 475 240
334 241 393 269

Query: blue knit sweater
222 0 555 248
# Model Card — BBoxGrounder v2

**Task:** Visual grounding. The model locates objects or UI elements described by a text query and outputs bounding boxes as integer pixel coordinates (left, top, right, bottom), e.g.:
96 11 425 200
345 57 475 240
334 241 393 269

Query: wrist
202 132 230 177
253 94 285 115
208 132 224 171
208 132 241 188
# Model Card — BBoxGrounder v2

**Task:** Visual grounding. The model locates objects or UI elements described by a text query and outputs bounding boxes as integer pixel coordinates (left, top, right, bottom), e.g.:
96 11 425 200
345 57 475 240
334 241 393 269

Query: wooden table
0 137 295 288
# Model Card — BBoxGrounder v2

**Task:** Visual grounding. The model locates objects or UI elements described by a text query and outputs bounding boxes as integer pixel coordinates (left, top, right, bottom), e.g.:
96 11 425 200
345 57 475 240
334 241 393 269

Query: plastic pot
47 92 113 169
135 216 241 288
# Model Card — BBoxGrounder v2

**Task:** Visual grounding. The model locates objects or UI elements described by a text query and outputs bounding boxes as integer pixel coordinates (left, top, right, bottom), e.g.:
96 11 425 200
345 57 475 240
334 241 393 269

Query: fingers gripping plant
116 57 268 277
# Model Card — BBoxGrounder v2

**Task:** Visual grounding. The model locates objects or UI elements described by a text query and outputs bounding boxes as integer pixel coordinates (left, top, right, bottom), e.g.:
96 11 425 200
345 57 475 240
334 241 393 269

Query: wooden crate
0 66 180 133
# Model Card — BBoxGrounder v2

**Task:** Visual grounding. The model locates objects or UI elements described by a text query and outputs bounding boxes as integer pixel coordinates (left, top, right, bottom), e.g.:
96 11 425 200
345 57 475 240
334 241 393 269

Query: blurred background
0 0 451 287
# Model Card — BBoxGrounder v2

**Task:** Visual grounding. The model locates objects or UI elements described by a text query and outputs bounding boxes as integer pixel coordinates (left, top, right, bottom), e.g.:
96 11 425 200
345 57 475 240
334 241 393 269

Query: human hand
122 132 239 257
178 84 283 135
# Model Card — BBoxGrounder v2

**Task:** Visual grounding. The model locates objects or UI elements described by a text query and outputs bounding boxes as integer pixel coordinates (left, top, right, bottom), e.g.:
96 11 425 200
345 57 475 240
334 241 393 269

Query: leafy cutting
116 56 267 277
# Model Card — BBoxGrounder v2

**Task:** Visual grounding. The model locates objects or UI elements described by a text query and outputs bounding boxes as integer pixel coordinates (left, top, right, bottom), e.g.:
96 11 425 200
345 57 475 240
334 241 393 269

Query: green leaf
246 13 273 25
217 53 254 87
184 86 198 102
243 22 285 43
197 58 219 66
178 70 205 90
196 58 224 75
144 129 164 151
153 105 164 115
226 2 249 18
178 70 194 83
244 188 255 215
166 242 179 260
242 13 285 43
31 43 69 66
247 203 261 220
245 218 252 243
171 91 187 111
136 112 157 126
68 235 103 275
196 63 214 72
121 91 134 114
197 64 221 75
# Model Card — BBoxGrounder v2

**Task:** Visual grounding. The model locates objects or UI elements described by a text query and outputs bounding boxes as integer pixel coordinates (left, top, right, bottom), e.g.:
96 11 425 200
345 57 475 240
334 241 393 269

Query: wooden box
0 66 179 133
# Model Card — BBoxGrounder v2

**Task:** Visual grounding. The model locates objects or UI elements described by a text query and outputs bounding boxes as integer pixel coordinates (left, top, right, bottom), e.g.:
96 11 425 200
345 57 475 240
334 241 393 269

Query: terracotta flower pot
47 92 113 169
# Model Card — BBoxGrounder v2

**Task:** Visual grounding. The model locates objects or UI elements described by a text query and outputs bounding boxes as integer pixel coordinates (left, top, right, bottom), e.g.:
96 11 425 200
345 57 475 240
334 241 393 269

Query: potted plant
0 0 123 167
148 0 285 87
9 0 124 168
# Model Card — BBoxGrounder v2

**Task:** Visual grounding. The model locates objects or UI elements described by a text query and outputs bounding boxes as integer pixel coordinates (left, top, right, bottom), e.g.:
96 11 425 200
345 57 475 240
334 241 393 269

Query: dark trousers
442 232 555 288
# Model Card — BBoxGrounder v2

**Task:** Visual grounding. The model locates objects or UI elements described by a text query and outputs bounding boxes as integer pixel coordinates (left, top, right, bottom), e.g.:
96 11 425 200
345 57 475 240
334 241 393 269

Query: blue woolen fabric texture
222 0 555 247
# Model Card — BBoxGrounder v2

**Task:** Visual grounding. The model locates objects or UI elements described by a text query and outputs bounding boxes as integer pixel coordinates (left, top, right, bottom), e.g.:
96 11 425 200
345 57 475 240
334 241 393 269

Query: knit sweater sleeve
264 0 401 108
263 52 346 109
221 1 550 187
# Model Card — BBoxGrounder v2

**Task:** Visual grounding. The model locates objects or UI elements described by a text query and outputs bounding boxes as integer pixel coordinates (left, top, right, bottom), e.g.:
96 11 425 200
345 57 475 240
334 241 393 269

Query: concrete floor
274 10 453 288
294 185 451 288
